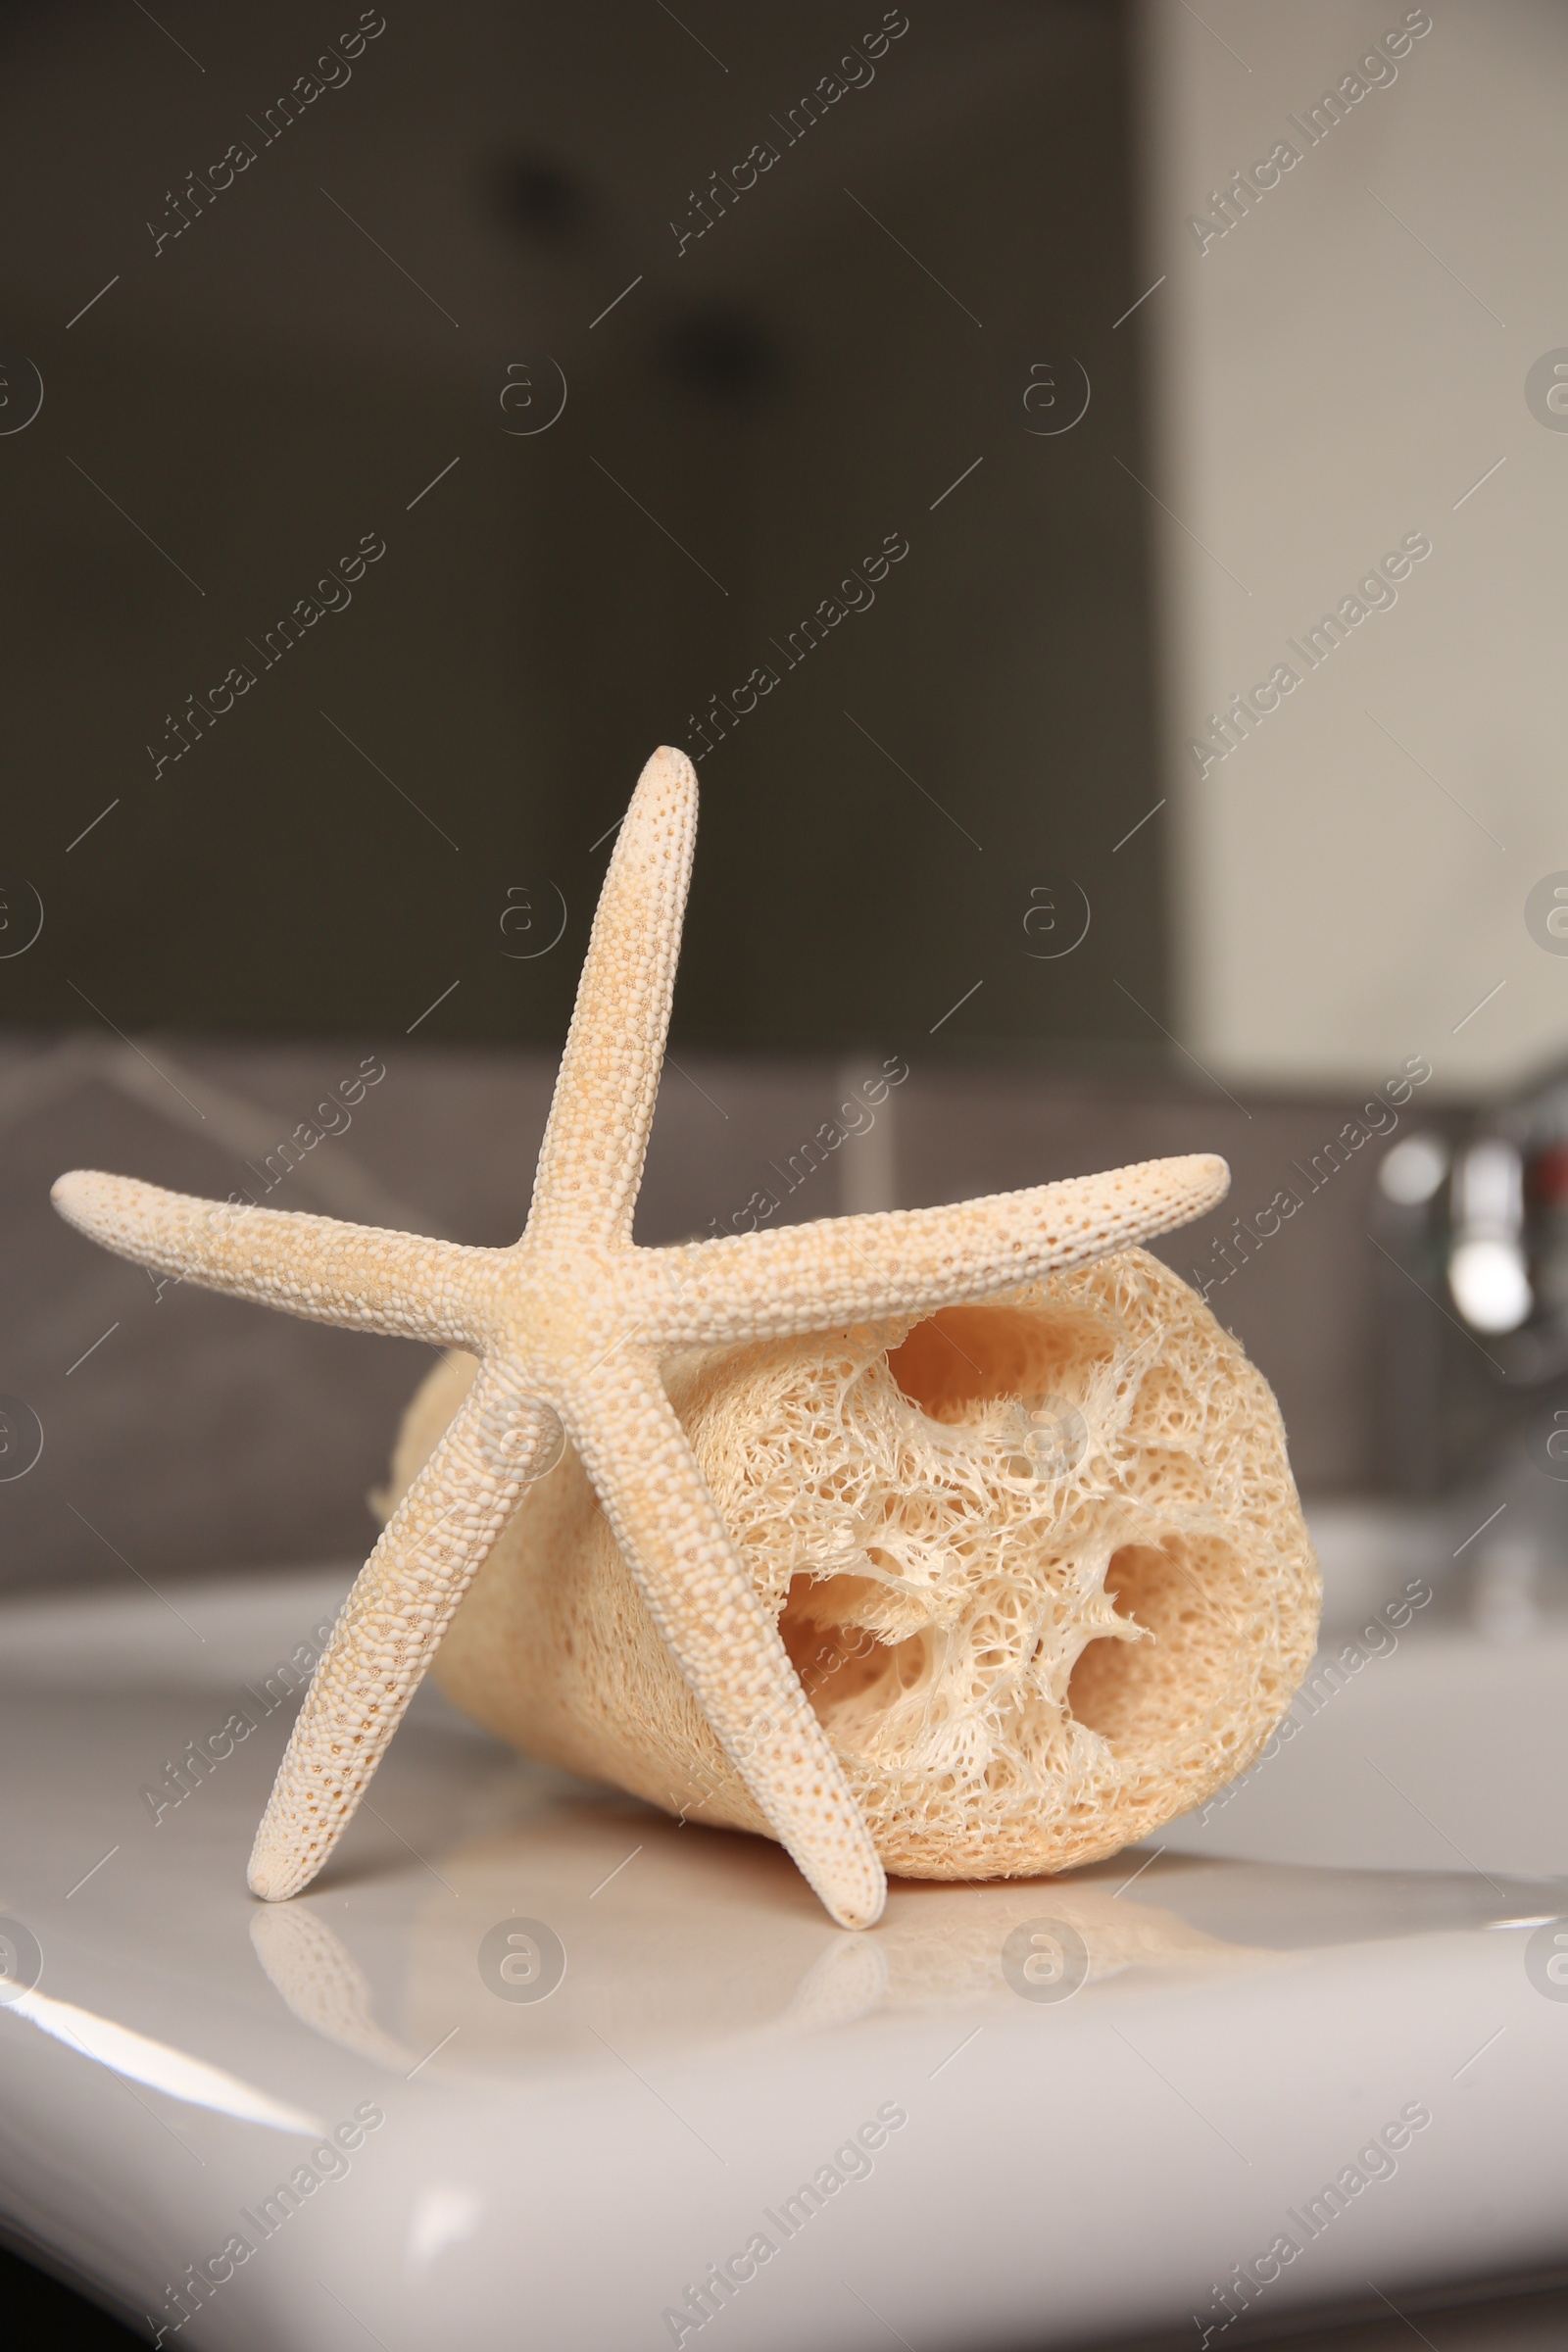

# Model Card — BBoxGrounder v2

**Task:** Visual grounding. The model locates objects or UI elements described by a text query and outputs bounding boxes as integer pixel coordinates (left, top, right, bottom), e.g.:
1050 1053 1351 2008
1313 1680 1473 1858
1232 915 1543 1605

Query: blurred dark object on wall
0 0 1169 1061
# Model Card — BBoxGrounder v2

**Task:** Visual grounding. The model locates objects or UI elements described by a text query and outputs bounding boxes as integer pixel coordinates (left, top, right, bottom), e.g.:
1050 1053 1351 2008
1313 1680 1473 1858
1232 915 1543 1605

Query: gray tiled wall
0 1034 1450 1597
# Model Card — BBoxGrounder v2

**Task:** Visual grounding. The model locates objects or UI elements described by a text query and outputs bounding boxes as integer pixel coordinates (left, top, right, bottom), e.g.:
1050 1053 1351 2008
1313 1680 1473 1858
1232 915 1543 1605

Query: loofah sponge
387 1246 1319 1882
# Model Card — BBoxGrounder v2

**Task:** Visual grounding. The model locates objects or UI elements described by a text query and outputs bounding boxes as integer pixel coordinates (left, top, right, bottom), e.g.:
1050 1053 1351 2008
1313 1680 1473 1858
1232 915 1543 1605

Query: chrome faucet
1372 1057 1568 1630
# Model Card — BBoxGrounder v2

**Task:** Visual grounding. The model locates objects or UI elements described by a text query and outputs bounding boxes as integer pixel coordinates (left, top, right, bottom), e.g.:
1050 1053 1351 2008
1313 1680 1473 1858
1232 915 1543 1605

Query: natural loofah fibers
387 1246 1320 1881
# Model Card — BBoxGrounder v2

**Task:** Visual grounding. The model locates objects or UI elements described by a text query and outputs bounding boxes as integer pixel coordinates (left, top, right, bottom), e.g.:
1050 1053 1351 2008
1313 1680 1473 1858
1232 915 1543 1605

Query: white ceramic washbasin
1160 1609 1568 1882
0 1565 1565 2351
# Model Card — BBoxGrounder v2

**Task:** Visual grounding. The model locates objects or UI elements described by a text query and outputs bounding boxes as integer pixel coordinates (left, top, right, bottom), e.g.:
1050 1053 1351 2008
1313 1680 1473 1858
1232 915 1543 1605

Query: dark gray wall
0 0 1168 1059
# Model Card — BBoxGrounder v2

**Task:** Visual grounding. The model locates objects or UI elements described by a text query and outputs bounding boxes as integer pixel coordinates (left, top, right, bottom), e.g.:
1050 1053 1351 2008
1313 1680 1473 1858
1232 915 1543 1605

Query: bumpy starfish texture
53 746 1229 1930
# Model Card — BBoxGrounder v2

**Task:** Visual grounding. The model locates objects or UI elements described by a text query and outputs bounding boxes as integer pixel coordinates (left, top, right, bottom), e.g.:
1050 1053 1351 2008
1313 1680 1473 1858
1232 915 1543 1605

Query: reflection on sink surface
252 1828 1263 2076
3 1567 1567 2352
245 1810 1567 2084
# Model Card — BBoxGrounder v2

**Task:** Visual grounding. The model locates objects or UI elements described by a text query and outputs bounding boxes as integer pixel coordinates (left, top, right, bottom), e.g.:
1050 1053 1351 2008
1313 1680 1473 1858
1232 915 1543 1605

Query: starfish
53 747 1228 1931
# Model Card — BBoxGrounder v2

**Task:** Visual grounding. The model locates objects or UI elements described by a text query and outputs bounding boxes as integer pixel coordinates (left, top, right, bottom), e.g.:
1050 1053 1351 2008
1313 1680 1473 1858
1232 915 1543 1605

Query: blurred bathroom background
2 0 1565 1639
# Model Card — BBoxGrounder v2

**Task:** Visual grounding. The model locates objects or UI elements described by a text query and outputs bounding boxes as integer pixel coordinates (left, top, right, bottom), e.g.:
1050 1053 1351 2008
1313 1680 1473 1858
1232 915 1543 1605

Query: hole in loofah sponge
779 1571 929 1714
1066 1535 1244 1748
885 1303 1112 1424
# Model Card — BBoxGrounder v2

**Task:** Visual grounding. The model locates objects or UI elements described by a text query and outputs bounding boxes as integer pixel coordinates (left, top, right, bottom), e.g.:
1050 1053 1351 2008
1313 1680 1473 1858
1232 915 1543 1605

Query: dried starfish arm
50 1169 494 1347
639 1154 1231 1346
248 1360 558 1900
562 1348 887 1931
525 745 696 1247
